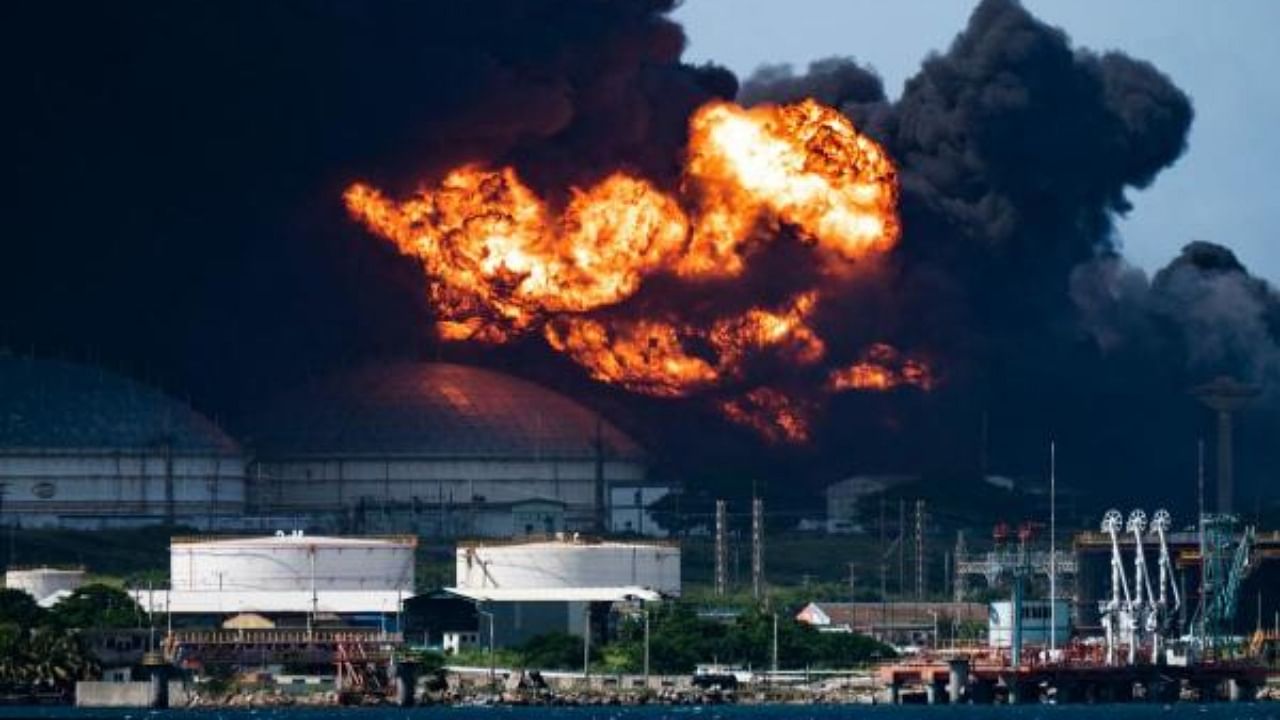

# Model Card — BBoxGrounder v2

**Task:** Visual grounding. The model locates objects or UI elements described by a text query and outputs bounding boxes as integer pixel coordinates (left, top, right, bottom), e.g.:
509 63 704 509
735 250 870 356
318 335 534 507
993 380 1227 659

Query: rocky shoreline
169 672 1280 709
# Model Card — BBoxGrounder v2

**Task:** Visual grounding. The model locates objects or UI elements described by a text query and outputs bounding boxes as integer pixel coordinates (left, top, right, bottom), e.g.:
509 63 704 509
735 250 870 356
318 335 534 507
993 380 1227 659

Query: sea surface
0 706 1276 720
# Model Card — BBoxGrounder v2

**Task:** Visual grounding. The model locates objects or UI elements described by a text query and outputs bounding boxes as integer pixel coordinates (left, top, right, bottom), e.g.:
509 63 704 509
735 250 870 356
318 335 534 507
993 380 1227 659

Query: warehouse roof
0 354 239 454
247 362 642 460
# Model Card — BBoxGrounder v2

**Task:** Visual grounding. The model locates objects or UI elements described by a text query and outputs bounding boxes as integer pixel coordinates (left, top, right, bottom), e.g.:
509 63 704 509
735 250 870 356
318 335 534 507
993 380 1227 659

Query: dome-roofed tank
0 353 245 528
248 361 640 459
0 353 238 453
246 362 648 537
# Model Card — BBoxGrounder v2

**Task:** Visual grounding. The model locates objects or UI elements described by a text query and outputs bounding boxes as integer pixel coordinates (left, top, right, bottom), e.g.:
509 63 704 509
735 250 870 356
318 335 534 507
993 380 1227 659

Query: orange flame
345 99 926 441
827 343 937 392
718 388 814 445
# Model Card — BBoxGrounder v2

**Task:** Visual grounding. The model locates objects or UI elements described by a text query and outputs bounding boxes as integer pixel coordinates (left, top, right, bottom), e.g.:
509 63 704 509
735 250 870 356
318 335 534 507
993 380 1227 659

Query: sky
674 0 1280 282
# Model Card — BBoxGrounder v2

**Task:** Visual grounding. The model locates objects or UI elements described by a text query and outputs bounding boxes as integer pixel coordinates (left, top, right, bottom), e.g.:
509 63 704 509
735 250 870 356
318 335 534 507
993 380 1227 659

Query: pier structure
876 652 1267 704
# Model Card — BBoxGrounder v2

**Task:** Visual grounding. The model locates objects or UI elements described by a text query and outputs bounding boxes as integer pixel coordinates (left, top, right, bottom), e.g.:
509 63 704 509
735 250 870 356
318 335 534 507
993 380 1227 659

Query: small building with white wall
988 599 1072 648
5 566 86 606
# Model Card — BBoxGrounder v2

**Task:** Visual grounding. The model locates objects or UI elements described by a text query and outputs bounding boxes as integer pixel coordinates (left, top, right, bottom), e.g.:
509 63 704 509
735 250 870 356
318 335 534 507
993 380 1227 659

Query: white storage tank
171 533 415 594
456 537 680 596
5 566 85 604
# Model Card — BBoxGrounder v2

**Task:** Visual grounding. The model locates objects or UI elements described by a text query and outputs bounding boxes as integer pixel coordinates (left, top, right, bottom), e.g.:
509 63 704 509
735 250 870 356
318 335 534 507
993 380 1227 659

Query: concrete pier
877 657 1265 705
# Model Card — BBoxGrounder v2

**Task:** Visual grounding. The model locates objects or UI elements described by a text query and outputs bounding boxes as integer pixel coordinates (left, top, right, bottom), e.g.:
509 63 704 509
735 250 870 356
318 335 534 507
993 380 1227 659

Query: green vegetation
607 604 893 674
0 585 144 692
447 603 893 675
515 632 593 670
5 525 184 578
0 623 97 691
42 585 146 630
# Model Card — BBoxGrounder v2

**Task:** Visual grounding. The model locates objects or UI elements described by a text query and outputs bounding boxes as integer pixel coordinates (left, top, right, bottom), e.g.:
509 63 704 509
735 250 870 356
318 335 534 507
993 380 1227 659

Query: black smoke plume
743 0 1280 512
0 0 733 417
3 0 1276 514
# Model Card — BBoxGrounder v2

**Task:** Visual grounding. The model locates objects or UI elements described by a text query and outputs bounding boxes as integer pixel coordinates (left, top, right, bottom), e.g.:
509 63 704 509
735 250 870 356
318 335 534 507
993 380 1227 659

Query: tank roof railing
4 564 87 573
169 533 419 546
455 533 679 549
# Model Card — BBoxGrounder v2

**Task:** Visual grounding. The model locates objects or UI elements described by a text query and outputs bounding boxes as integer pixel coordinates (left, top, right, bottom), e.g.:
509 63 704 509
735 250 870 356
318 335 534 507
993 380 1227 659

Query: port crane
1101 508 1184 665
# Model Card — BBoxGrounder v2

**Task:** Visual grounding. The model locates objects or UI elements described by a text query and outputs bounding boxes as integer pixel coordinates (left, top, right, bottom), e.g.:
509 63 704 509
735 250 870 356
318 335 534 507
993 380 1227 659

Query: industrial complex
0 356 668 537
0 354 1278 706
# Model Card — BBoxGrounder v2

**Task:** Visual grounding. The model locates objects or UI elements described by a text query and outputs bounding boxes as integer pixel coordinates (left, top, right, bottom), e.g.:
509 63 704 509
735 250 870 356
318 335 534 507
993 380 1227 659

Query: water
0 706 1276 720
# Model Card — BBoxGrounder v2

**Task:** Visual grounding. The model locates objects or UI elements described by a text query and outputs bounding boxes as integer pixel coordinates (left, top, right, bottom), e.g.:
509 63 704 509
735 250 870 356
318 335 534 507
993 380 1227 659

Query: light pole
643 608 650 683
476 608 495 693
582 605 591 683
771 612 779 678
928 609 939 649
1049 440 1057 654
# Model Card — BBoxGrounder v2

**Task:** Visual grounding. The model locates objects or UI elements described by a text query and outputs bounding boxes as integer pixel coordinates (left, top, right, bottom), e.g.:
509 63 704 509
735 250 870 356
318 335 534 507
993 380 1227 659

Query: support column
884 682 901 705
394 659 420 707
1227 678 1249 703
1198 680 1220 703
142 651 169 710
947 659 969 704
926 680 942 705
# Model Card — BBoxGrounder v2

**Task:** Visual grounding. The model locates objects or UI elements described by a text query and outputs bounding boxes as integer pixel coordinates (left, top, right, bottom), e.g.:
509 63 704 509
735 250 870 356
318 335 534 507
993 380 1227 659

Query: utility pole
715 500 727 597
751 496 764 601
582 605 591 682
954 530 967 602
898 499 905 597
1197 439 1206 648
643 608 650 683
771 612 779 675
879 497 887 600
848 563 857 601
1049 440 1058 653
915 499 926 600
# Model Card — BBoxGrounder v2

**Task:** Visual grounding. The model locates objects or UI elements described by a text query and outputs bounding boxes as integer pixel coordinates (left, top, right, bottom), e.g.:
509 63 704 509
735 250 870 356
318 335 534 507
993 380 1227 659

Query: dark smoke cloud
3 0 1276 513
0 0 733 418
740 0 1275 509
739 57 886 109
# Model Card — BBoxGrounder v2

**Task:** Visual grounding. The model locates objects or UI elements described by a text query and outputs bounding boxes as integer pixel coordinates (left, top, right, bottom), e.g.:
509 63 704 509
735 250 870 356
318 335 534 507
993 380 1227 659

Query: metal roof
247 362 642 460
0 355 239 454
170 534 416 549
444 586 663 603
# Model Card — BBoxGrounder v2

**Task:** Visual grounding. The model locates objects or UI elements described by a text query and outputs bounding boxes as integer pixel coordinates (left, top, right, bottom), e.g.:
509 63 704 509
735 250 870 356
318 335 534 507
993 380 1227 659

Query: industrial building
5 566 86 607
0 355 245 529
245 362 659 537
796 602 989 647
987 599 1071 648
824 475 915 533
445 536 680 648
